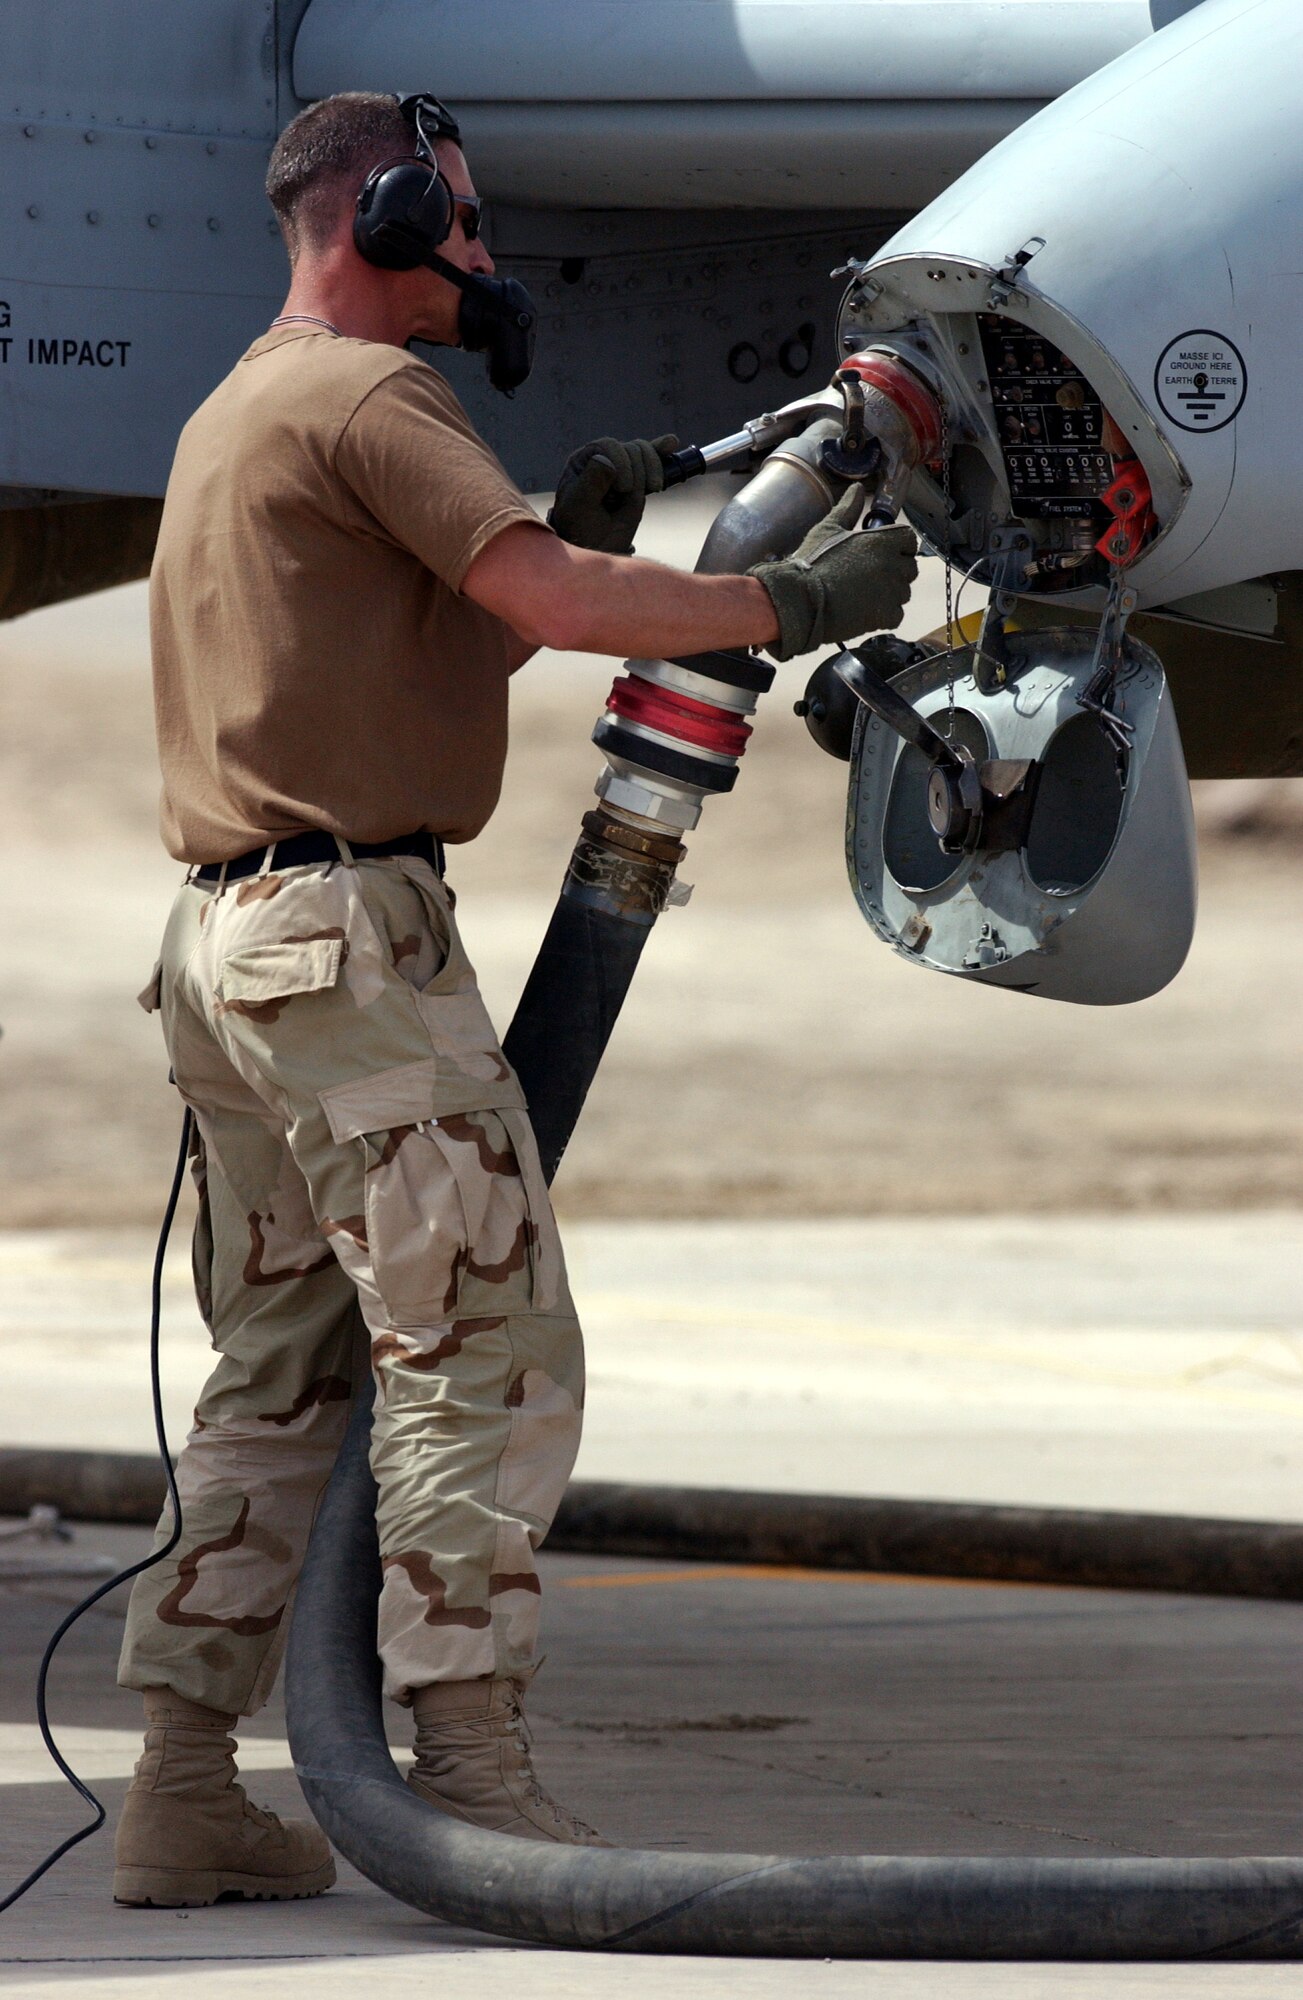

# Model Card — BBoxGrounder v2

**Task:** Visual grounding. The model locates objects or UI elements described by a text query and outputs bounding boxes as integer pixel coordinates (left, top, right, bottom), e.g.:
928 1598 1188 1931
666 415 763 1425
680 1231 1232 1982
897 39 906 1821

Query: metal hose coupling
562 808 685 924
592 647 776 833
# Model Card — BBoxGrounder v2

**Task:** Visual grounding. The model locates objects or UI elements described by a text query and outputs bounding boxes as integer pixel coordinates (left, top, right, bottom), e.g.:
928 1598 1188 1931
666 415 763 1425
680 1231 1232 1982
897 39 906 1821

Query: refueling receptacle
836 625 1196 1004
642 322 1195 1006
556 309 1198 1015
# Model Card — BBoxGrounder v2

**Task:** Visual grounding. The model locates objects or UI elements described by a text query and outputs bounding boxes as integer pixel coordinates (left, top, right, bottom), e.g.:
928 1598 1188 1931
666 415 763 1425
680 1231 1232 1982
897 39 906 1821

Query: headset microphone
451 271 536 395
353 93 537 394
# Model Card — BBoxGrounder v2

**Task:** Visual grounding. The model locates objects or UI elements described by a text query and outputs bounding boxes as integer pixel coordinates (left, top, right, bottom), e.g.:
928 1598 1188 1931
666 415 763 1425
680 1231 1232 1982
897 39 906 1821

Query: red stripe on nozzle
606 675 754 758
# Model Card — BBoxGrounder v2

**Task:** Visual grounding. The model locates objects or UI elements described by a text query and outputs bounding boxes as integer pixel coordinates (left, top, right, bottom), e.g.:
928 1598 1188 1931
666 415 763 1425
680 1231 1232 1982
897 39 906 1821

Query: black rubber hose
7 1447 1301 1599
288 860 1303 1954
285 460 1303 1954
502 896 652 1183
286 1386 1303 1959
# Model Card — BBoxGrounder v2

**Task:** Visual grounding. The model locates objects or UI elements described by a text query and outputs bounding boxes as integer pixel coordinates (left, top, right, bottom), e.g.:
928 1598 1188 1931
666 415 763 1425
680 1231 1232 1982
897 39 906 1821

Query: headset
354 93 537 394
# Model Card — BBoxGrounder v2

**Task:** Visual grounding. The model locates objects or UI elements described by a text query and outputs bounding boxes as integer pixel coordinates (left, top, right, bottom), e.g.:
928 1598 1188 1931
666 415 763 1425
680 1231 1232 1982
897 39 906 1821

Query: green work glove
548 434 679 554
748 490 919 661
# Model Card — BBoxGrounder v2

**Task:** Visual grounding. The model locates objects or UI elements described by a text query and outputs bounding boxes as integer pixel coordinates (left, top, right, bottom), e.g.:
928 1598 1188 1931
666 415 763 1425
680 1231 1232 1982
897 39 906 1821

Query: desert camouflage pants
119 850 583 1715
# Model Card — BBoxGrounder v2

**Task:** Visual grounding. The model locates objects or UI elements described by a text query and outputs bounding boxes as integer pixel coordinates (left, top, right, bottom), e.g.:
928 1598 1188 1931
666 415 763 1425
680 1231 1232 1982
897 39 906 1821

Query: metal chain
939 395 956 739
1076 561 1138 768
268 313 344 337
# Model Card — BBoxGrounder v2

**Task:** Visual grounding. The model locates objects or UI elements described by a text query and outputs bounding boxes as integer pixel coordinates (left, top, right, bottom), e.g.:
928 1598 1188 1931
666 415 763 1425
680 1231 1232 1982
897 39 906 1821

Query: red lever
1095 459 1155 566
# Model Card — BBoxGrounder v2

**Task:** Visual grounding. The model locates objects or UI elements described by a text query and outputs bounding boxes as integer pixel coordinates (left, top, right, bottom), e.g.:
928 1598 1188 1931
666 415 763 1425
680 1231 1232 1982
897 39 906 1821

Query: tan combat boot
408 1673 608 1845
113 1688 336 1906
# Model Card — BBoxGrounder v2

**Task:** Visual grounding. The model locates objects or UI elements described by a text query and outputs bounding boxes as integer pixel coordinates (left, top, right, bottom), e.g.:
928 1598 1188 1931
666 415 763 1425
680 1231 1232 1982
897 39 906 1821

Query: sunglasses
452 195 485 242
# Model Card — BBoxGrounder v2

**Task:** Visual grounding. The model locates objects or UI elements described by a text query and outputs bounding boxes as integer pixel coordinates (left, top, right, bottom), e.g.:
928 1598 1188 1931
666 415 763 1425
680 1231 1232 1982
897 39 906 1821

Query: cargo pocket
497 1106 568 1316
320 1060 471 1327
218 937 343 1023
318 1063 557 1327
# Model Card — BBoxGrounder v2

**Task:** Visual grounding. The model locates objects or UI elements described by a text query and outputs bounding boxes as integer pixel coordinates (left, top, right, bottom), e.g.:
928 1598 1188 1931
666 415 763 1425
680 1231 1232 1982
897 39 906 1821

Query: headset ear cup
353 159 452 269
408 164 453 250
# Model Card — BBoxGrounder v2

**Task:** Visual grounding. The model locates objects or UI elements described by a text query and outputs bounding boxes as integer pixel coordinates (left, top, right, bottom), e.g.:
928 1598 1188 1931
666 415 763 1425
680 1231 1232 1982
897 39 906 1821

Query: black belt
194 829 444 884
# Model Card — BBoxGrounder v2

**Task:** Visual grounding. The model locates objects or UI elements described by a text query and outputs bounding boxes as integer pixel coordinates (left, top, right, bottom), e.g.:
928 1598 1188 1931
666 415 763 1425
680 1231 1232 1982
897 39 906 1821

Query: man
114 91 916 1909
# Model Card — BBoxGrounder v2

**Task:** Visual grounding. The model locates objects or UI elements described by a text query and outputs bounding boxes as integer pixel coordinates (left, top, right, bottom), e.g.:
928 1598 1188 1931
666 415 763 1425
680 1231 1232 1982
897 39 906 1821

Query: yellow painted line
560 1566 764 1590
558 1565 1059 1593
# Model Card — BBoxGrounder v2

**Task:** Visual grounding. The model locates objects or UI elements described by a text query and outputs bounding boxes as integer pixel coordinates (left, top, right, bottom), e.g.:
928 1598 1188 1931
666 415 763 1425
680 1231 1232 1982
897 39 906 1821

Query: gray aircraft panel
0 120 286 495
415 101 1046 212
436 213 903 492
295 0 1154 208
294 0 1151 101
0 0 1155 500
5 0 283 136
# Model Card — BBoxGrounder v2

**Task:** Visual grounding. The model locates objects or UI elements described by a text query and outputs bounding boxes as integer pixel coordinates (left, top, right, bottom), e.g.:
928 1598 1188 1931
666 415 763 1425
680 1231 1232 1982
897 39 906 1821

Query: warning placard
1154 331 1246 434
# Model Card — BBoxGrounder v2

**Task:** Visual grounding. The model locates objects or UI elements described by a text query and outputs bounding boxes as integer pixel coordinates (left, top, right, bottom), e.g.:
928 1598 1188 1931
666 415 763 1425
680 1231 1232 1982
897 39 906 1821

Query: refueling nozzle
658 347 943 529
656 385 842 488
826 350 943 523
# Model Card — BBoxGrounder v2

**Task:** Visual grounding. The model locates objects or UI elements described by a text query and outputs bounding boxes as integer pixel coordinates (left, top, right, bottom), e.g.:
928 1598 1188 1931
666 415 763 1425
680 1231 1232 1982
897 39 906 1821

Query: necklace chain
269 313 344 337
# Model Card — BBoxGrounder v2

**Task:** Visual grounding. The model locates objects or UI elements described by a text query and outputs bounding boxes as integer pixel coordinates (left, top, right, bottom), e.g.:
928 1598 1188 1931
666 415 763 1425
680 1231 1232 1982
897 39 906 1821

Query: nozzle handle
658 444 708 488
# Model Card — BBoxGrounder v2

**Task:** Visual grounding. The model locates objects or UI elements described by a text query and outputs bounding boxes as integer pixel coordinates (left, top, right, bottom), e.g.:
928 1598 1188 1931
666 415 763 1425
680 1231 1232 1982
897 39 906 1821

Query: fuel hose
287 1388 1303 1958
284 428 1303 1962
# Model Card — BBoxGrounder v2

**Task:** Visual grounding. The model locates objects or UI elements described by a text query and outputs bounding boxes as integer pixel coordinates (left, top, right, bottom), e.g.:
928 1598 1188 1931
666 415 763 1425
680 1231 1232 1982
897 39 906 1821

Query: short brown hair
266 92 415 260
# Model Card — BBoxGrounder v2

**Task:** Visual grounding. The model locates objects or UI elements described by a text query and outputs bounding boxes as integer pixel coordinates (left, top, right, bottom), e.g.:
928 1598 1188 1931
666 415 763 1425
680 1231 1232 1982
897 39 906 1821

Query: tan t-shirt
151 326 542 861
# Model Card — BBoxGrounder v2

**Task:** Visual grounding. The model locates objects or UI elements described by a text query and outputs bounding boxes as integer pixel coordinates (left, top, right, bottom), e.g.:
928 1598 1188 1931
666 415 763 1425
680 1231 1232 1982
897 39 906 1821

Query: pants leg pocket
360 1120 473 1326
364 1112 548 1325
319 1063 564 1327
497 1106 569 1315
433 1111 537 1320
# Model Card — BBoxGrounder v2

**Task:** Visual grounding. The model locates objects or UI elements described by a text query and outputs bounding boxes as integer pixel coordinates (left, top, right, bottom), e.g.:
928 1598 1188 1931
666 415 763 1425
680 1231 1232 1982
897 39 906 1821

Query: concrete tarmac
1 1215 1301 1995
2 1211 1300 1518
2 1531 1301 1997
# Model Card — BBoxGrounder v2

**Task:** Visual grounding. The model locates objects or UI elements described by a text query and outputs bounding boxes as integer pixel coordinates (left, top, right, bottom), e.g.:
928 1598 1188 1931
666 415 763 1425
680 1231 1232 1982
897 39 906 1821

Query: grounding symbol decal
1154 330 1246 433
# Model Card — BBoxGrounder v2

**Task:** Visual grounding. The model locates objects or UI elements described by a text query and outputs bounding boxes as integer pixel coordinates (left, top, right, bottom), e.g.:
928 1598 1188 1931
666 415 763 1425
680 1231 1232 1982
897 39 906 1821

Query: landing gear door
845 630 1197 1005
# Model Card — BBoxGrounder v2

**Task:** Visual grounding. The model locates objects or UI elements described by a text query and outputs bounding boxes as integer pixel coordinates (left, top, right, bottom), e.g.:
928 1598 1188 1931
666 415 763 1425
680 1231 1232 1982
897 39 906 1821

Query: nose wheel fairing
845 630 1197 1005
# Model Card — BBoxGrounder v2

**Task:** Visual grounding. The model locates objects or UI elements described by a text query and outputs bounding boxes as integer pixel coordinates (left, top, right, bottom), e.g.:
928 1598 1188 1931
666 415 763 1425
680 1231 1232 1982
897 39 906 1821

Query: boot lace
229 1779 281 1834
504 1685 597 1838
503 1685 550 1814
